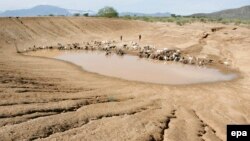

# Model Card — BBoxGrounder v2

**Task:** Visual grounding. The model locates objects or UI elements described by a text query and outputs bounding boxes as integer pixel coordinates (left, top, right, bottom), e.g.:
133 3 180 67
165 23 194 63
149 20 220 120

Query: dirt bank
0 17 249 141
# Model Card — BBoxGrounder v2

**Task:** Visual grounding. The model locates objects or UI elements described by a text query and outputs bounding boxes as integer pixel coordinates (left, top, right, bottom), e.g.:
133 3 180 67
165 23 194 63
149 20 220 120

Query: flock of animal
23 40 214 66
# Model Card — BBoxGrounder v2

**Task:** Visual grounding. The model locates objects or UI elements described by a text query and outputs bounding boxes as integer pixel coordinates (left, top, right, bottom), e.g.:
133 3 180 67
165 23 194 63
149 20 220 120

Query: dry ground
0 17 249 141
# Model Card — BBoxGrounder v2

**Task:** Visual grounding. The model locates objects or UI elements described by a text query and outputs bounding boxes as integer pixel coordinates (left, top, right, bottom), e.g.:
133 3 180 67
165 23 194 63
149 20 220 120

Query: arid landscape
0 16 250 141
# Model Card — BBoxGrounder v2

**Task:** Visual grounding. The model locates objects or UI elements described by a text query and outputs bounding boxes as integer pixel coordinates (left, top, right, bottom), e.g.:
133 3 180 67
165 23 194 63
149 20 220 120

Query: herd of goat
23 40 214 66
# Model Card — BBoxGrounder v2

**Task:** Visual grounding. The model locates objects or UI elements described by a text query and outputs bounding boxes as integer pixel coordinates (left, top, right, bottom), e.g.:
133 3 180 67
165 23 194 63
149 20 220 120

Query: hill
191 5 250 19
0 5 70 17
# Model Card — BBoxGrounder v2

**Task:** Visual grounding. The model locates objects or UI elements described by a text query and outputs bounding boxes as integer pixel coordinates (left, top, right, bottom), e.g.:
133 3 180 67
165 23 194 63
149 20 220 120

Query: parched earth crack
0 112 59 127
0 97 127 119
157 109 177 141
192 110 223 141
0 97 132 127
0 96 107 106
31 107 153 141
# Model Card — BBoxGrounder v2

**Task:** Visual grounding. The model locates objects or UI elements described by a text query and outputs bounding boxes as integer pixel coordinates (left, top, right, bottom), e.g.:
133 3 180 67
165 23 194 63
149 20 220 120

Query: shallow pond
26 50 237 85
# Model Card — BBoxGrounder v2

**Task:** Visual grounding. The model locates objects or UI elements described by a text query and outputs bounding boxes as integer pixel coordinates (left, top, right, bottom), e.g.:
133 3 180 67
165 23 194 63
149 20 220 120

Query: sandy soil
0 17 249 141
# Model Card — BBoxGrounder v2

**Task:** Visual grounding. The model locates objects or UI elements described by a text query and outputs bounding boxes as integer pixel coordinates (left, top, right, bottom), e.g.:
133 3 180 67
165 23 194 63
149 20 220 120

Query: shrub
142 16 150 22
176 21 183 26
74 13 80 16
83 13 89 17
123 15 132 20
234 19 241 25
97 6 118 18
167 18 174 22
221 19 229 24
200 18 207 23
171 14 176 18
217 18 223 21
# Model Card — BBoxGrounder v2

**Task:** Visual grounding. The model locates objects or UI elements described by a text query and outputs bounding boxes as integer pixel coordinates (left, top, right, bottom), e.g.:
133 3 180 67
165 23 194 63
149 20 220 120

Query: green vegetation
95 6 250 26
97 6 118 18
83 13 89 17
74 13 80 16
120 16 250 26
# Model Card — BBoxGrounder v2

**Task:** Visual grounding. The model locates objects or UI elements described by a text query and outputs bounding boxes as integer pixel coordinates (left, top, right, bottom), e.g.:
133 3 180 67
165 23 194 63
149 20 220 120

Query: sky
0 0 250 15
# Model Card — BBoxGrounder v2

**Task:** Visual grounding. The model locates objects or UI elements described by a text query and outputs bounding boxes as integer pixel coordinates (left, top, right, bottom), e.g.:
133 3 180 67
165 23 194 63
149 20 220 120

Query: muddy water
27 50 237 85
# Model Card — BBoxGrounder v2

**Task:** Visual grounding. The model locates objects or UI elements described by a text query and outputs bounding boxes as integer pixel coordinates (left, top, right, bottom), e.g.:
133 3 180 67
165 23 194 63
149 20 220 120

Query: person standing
139 34 142 41
120 35 123 41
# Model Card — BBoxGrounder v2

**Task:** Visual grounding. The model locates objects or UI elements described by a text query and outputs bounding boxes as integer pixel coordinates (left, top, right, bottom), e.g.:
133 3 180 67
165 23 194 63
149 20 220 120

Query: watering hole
26 50 237 85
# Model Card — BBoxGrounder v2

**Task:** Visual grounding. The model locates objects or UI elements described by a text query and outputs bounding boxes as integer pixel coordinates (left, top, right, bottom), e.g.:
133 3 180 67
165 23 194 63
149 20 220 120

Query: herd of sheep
23 40 214 66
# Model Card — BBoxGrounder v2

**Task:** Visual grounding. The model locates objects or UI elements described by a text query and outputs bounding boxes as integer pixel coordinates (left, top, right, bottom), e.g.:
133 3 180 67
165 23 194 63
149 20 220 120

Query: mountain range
0 5 171 17
191 5 250 19
0 5 250 19
0 5 71 17
0 5 96 17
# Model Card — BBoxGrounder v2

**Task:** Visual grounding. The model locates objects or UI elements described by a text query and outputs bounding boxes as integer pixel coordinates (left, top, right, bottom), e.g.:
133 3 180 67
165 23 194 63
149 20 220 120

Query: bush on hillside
171 14 176 18
97 6 118 18
123 15 132 20
83 13 89 17
74 13 80 16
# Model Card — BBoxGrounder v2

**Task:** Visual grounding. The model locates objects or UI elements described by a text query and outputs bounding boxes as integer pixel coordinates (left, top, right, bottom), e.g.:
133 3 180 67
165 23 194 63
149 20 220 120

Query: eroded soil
0 17 249 141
